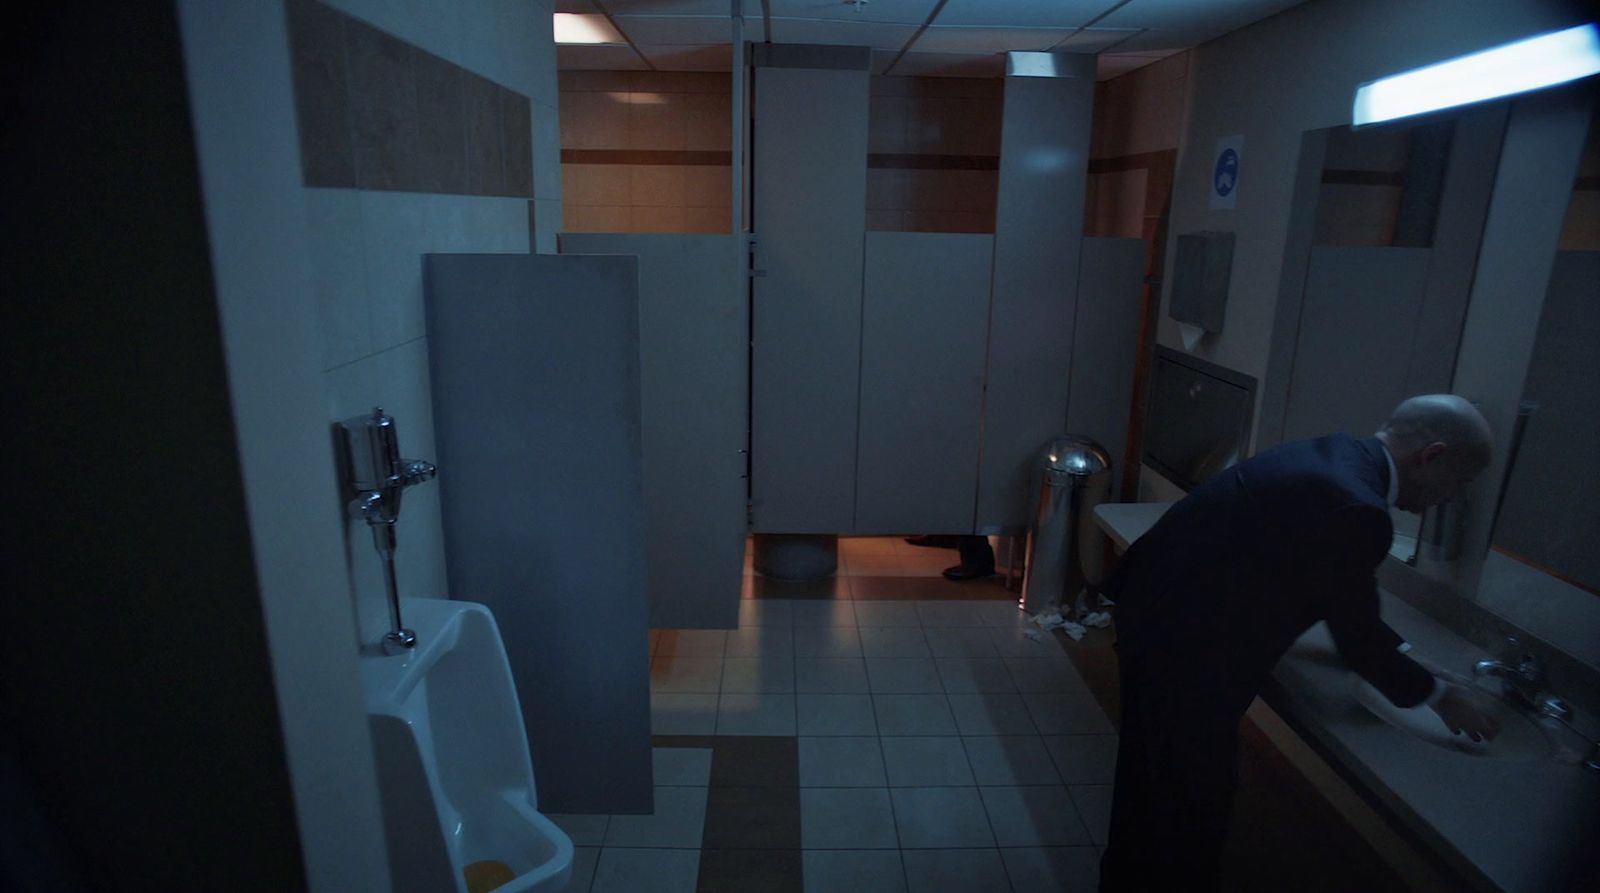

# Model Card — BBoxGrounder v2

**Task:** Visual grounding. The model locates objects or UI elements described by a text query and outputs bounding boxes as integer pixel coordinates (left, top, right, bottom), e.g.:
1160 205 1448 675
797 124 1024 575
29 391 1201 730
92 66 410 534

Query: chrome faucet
1474 643 1572 721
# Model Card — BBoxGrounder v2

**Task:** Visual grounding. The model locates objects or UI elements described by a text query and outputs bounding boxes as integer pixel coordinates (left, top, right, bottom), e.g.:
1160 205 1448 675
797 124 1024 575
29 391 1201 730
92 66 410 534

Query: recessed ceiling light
1352 23 1600 126
553 13 625 46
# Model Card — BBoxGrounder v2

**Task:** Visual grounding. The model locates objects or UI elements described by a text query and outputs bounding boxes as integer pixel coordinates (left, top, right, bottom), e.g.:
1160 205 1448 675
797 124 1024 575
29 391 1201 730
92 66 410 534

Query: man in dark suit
1098 394 1499 892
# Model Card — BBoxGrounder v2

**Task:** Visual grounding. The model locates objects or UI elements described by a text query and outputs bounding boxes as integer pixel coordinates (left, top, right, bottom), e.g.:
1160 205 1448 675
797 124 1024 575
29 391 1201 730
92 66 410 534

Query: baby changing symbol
1214 148 1238 197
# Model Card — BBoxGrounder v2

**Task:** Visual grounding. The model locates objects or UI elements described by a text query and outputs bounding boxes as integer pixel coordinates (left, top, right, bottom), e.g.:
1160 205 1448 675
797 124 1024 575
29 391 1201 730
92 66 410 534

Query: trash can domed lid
1041 436 1111 479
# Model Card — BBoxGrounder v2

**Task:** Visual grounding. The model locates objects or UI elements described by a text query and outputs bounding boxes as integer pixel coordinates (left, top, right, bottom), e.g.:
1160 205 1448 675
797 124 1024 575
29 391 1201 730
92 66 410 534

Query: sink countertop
1093 502 1600 893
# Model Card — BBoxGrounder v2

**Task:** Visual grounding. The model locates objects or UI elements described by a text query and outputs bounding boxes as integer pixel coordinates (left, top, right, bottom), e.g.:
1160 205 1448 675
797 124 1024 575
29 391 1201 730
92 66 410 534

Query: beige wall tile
572 204 631 232
866 168 906 211
681 165 733 208
565 90 629 150
559 70 634 92
681 93 732 152
627 92 687 150
630 205 684 232
630 165 686 206
869 95 909 154
563 163 632 206
866 208 907 231
681 205 732 233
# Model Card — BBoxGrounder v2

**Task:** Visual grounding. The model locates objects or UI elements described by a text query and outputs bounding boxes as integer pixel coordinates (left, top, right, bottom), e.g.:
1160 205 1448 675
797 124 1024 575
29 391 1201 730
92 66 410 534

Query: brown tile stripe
284 0 533 197
867 153 999 171
653 736 802 893
562 149 734 166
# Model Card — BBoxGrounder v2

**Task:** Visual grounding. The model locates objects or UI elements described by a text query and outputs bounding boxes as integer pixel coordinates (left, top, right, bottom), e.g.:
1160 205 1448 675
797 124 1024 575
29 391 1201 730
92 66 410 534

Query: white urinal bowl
362 598 573 893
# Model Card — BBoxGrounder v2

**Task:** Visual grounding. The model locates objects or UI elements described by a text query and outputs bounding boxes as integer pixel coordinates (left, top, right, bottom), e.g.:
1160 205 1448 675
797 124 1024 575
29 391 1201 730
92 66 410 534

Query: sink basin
1352 676 1552 761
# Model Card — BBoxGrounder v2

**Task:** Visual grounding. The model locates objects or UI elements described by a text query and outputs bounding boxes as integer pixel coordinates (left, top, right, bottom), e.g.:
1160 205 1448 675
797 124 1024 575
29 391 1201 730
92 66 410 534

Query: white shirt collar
1379 442 1399 507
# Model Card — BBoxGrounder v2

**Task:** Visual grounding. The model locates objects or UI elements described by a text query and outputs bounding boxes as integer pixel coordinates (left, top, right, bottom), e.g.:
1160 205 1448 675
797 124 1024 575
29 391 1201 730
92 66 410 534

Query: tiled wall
867 77 1002 234
1086 53 1189 241
559 70 733 233
283 0 561 645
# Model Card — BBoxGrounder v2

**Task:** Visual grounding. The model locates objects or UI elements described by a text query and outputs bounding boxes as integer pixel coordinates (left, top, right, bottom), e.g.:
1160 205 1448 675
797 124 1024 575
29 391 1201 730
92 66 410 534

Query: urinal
362 597 573 893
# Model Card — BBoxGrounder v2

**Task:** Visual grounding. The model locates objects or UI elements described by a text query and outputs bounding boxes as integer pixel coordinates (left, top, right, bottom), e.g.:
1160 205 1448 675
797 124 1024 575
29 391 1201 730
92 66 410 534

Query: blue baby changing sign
1210 135 1242 209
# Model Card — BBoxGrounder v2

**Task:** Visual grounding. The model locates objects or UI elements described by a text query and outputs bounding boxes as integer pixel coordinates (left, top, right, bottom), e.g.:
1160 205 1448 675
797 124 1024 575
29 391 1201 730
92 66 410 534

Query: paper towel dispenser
1169 231 1235 333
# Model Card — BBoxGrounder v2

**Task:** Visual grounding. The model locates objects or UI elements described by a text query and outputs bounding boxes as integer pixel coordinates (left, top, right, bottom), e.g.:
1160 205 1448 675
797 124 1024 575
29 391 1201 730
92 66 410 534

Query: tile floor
548 536 1113 892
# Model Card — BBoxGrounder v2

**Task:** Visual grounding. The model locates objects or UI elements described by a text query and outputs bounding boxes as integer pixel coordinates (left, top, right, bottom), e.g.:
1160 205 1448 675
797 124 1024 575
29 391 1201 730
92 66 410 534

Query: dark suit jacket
1105 433 1435 714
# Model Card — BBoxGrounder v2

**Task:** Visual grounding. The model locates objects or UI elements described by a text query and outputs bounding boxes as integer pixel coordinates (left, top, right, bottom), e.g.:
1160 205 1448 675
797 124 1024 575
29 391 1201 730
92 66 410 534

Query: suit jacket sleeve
1315 504 1436 708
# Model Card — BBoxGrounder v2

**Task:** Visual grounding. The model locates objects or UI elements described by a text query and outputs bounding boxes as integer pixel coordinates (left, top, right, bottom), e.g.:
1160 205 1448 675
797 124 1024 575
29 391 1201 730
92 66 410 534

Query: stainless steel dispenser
339 407 437 655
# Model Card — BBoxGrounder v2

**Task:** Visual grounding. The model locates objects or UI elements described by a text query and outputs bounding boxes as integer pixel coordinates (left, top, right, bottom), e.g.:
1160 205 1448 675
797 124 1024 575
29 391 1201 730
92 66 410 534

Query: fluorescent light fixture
553 13 625 45
1352 23 1600 126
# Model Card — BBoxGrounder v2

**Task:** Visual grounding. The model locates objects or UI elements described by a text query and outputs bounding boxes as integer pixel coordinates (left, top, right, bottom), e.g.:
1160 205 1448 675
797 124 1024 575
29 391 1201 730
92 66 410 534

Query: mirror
1477 109 1600 638
1272 85 1598 668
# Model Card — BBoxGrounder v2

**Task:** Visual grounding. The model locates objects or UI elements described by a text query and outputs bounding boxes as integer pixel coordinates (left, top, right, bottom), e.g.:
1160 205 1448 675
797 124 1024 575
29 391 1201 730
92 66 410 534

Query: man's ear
1418 442 1447 465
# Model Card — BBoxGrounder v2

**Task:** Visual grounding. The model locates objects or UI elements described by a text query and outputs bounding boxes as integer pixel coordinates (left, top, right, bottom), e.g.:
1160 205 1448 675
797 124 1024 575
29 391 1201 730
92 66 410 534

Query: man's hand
1429 684 1502 742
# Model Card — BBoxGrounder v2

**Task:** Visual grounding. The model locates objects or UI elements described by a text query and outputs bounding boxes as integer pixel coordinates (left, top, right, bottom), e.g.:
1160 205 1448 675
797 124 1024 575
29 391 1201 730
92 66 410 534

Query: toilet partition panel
424 253 653 815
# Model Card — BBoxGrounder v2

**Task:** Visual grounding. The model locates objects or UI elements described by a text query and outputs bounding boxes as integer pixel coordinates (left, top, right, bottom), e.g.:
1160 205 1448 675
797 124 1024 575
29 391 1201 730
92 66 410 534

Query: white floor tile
853 600 922 627
961 736 1062 786
890 787 995 848
651 747 712 787
796 693 879 735
859 627 931 658
901 848 1009 893
602 786 709 848
934 658 1016 693
948 691 1040 735
798 736 887 787
715 692 797 735
725 625 795 658
648 655 723 693
589 847 700 893
791 600 857 627
989 626 1067 658
653 629 727 657
880 736 974 787
914 600 990 627
924 626 1000 658
1043 734 1119 784
649 693 718 735
800 787 899 849
569 846 601 893
795 658 870 693
1005 657 1092 693
864 658 943 694
802 849 907 893
1020 689 1114 735
721 656 796 693
547 813 609 847
978 785 1092 846
873 694 957 736
737 598 793 627
1001 846 1102 893
793 625 863 658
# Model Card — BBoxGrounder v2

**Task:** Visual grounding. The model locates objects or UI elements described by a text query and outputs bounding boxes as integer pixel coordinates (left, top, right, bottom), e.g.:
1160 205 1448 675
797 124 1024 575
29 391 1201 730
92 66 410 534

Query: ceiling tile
767 0 942 26
882 51 1005 78
1098 0 1306 37
765 17 920 49
1108 29 1200 53
912 26 1073 54
613 14 739 44
557 44 652 70
933 0 1109 29
601 0 743 14
1054 27 1141 52
637 44 736 70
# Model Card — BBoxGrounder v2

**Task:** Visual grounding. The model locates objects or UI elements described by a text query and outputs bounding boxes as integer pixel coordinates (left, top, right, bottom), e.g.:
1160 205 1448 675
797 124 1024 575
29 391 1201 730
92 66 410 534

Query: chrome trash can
1021 437 1112 615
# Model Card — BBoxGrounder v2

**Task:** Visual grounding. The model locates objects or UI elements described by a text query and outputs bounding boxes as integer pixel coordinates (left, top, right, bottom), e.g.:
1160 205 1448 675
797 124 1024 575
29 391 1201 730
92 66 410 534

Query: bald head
1375 395 1493 513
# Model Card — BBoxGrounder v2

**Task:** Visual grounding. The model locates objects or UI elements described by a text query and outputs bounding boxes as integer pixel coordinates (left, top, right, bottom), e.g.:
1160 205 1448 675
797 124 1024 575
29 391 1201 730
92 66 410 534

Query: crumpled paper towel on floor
1081 610 1111 628
1026 610 1087 641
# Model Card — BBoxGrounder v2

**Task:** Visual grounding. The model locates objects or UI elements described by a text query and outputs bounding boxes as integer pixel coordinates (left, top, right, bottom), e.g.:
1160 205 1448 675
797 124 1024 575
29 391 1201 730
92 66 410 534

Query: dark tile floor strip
655 735 803 893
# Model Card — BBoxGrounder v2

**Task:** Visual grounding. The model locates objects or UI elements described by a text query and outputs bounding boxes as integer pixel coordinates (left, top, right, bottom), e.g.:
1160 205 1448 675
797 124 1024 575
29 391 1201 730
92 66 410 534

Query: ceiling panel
600 0 742 14
912 26 1073 54
1109 29 1202 53
557 44 651 70
933 0 1111 29
1054 28 1141 52
765 17 920 49
637 44 736 70
1098 0 1306 35
767 0 942 26
881 51 1006 78
614 14 738 44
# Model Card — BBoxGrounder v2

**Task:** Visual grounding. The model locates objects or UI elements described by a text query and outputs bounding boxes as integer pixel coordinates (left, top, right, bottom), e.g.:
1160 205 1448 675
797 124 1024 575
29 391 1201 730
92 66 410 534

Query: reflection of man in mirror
1098 394 1495 892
